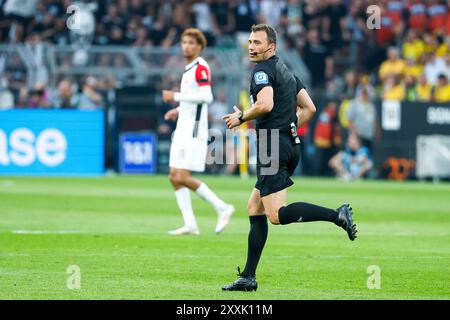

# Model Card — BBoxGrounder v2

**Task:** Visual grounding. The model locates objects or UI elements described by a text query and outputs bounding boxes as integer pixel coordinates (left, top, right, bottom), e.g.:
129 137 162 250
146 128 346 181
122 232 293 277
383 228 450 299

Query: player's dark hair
181 28 207 49
251 24 277 45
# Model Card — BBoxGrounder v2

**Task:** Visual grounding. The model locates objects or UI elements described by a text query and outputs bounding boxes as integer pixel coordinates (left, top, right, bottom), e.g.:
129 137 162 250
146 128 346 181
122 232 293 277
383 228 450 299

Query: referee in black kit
222 24 358 292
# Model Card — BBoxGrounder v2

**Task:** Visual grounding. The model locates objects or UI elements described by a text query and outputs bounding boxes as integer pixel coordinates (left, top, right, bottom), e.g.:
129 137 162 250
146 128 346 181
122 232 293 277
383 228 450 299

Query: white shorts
169 136 208 172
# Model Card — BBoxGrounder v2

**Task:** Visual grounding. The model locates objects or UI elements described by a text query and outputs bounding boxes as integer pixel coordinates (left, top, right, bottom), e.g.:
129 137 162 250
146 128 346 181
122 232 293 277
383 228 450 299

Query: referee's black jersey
250 55 305 130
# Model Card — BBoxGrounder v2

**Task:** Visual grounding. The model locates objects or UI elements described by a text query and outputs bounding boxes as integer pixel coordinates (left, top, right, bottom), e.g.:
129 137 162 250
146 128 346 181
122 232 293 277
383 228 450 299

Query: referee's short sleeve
251 62 275 96
295 75 306 93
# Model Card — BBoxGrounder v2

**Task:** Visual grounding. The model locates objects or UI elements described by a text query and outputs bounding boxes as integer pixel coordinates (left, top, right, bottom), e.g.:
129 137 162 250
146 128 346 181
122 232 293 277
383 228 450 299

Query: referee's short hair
251 24 277 46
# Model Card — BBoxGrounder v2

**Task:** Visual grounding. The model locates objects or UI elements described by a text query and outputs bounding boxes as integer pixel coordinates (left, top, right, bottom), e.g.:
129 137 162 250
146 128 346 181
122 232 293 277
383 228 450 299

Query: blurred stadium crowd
0 0 449 178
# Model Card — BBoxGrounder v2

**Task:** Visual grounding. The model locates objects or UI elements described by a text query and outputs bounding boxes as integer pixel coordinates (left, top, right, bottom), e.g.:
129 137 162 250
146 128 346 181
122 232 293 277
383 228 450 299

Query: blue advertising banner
0 109 104 175
119 132 157 174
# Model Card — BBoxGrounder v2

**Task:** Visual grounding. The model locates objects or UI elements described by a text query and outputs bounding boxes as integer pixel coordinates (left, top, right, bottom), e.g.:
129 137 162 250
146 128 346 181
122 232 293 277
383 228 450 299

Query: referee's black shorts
255 130 300 197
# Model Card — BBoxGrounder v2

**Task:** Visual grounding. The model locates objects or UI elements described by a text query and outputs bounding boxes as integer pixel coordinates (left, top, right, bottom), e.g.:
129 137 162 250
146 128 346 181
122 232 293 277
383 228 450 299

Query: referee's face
248 31 272 62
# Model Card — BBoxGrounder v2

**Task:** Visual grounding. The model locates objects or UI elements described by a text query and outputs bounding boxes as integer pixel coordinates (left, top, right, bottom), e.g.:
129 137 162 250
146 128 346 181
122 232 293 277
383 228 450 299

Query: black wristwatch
238 111 245 123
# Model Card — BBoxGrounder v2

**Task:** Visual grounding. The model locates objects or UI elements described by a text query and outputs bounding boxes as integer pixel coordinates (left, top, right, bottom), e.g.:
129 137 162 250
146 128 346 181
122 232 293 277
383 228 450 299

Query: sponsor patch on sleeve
254 71 269 85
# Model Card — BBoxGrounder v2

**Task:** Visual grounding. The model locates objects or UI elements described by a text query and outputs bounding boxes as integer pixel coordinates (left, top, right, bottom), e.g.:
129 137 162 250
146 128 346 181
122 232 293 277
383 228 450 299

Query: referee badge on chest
254 71 269 85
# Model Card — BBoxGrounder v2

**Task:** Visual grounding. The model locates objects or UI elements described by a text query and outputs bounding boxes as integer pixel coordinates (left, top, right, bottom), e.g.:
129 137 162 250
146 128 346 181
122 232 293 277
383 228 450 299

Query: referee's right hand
223 106 243 129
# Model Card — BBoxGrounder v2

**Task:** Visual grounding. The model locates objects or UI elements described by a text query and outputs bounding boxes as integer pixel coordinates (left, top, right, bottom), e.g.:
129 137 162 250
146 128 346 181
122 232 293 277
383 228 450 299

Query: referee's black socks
242 215 268 278
278 202 339 225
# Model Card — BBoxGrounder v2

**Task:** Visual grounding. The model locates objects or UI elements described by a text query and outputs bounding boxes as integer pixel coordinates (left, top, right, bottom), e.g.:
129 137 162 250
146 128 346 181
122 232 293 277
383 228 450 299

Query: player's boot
335 204 357 241
168 226 200 236
222 267 257 292
215 204 235 234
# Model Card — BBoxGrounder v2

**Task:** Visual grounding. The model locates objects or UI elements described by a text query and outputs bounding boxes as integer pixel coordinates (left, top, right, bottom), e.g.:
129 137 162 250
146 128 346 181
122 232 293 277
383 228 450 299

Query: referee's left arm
296 88 316 127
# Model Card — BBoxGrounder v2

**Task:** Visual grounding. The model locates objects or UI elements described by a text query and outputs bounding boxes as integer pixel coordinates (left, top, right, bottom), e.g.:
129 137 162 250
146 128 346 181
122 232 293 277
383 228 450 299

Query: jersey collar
256 55 278 64
185 57 199 71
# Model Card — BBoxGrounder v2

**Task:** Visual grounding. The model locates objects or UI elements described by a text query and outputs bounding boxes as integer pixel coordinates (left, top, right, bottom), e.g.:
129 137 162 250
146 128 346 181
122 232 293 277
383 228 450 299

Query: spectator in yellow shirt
433 74 450 103
422 34 448 58
416 74 433 101
404 58 424 80
436 41 449 58
423 33 438 55
402 30 425 61
425 34 449 58
382 75 406 101
379 47 406 82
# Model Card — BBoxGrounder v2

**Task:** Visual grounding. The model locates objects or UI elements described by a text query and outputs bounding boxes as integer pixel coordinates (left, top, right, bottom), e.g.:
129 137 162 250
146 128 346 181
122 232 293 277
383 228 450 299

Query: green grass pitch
0 175 449 300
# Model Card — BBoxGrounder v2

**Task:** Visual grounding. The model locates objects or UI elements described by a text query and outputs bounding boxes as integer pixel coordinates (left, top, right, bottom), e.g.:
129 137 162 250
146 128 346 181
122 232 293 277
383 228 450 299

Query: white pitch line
302 255 449 260
0 180 16 187
11 230 86 235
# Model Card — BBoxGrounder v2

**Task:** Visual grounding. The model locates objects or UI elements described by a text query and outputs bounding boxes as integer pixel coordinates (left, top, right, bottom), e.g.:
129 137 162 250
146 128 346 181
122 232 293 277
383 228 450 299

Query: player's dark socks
242 215 268 278
278 202 339 225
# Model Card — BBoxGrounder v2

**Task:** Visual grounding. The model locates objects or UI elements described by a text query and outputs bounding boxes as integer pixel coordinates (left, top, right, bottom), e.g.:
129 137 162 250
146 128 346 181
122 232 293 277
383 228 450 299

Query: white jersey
170 56 213 172
174 57 211 141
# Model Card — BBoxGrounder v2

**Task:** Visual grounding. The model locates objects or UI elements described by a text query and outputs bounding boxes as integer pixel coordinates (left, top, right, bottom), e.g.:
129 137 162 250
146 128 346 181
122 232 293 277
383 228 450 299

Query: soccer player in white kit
162 28 234 235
